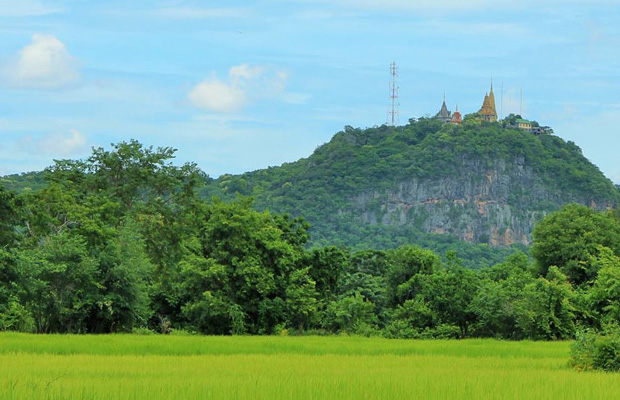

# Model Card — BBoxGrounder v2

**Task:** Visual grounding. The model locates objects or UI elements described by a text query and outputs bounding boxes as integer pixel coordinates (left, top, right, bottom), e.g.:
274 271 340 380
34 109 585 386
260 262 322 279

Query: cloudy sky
1 1 619 183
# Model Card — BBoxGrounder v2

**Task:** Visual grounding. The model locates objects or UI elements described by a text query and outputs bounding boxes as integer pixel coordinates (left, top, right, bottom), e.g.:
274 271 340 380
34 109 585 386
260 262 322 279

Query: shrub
570 329 620 372
569 330 596 371
132 327 156 335
419 324 461 339
351 321 381 337
594 334 620 372
383 320 419 339
0 300 34 332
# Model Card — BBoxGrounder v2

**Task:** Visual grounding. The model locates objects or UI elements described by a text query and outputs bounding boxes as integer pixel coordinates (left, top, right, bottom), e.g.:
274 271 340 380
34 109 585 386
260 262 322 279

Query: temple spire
478 83 498 122
434 93 452 123
451 104 462 124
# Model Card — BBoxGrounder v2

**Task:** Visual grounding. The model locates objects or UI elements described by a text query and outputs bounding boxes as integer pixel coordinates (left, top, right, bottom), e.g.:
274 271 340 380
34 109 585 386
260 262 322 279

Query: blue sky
1 0 619 183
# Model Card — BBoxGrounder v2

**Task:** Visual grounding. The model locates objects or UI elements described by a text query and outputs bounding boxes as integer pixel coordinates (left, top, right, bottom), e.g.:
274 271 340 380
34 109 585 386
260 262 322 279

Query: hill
0 171 47 193
3 118 618 268
201 117 619 255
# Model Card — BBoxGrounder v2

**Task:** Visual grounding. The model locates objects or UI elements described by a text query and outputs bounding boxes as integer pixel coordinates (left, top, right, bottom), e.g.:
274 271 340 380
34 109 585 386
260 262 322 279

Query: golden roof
478 84 497 121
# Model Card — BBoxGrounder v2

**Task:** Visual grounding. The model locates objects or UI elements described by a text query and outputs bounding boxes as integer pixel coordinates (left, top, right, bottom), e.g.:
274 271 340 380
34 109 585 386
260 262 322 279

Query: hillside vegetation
201 118 619 259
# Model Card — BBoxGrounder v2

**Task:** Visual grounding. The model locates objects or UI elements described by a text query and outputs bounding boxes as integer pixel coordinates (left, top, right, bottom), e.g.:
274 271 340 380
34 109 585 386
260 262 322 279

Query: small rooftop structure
515 118 533 131
451 105 462 125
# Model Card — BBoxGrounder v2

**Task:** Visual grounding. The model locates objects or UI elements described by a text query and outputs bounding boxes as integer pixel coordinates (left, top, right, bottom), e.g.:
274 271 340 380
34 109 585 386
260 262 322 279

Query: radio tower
387 61 400 126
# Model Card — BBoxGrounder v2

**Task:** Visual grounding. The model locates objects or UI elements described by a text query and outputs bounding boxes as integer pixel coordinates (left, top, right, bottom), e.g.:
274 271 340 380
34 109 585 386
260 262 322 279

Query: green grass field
1 333 618 399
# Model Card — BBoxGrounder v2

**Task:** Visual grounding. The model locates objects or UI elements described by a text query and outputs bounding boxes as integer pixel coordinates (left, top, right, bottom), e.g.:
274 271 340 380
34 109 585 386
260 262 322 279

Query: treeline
1 141 620 339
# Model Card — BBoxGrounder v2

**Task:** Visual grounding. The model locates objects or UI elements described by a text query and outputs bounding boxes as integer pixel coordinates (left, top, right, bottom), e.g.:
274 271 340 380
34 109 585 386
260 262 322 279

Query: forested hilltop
202 117 619 253
2 140 620 341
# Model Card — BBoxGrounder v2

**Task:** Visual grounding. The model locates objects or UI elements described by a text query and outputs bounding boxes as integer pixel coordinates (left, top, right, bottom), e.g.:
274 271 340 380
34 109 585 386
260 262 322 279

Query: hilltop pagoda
434 98 452 123
478 84 498 122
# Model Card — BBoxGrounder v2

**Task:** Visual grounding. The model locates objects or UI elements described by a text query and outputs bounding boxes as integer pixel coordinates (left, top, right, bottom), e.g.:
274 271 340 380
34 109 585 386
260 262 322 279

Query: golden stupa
478 84 498 122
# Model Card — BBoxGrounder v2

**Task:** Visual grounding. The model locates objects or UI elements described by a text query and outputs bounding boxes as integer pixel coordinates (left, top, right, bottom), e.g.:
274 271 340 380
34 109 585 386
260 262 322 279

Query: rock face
353 157 612 246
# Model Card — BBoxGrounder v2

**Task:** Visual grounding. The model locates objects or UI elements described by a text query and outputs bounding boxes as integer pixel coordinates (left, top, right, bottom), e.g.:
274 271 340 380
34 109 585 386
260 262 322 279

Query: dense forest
2 139 620 340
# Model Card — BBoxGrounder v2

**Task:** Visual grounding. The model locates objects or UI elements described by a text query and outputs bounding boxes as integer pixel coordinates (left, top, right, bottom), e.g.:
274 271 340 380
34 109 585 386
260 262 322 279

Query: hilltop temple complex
434 83 497 124
432 83 551 134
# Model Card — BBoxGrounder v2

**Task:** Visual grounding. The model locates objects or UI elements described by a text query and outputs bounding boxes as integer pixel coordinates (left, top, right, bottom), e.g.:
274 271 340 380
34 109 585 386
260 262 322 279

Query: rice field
1 333 618 399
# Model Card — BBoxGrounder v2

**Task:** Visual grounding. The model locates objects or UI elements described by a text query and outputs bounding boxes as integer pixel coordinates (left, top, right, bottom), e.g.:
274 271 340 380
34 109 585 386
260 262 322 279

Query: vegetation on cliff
207 117 617 201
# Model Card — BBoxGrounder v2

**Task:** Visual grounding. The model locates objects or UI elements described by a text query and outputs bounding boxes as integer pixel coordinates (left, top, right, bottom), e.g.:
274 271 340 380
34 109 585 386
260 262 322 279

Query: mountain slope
202 118 619 249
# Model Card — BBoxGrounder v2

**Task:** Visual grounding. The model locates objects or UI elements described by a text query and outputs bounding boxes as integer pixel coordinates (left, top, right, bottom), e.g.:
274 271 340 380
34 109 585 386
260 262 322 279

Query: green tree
0 185 18 247
307 246 350 302
285 268 318 331
44 140 204 267
88 222 154 332
421 265 479 338
340 250 388 303
179 198 309 334
469 252 534 338
514 266 576 340
385 296 434 338
386 245 440 306
46 140 202 214
532 204 620 286
19 140 208 333
179 255 233 334
0 187 22 327
0 249 34 332
322 293 379 334
17 233 99 333
588 246 620 328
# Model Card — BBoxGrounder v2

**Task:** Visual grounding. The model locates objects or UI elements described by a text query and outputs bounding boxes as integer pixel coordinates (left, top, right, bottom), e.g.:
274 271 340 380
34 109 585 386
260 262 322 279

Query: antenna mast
387 62 400 126
500 81 504 120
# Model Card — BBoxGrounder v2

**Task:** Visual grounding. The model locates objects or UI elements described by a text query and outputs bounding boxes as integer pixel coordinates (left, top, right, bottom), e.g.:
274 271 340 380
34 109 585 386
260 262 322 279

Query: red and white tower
387 62 400 126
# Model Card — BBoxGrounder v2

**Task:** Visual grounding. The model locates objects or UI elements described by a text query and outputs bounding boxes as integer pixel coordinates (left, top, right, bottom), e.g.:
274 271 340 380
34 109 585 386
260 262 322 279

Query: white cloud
188 76 247 113
188 64 289 113
229 64 264 83
20 129 89 157
0 0 60 17
4 34 79 89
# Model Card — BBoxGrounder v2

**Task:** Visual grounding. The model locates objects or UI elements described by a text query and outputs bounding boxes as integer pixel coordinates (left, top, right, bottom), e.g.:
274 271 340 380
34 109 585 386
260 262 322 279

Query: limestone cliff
353 157 613 246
